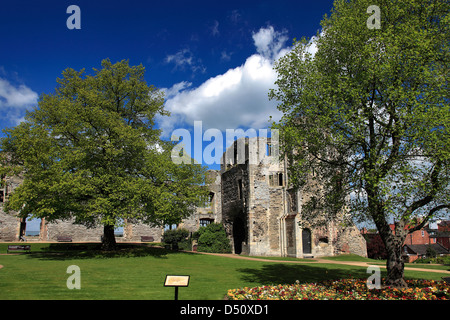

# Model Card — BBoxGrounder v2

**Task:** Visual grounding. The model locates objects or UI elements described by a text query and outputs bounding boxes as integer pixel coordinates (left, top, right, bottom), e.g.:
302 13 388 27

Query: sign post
164 275 190 300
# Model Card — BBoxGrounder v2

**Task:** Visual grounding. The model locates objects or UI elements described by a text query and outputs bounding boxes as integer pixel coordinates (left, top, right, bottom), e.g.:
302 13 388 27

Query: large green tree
270 0 449 287
1 59 208 250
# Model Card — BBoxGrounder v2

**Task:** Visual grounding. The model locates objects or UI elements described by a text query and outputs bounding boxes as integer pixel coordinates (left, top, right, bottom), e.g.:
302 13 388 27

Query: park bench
7 245 31 254
141 236 154 242
57 236 72 242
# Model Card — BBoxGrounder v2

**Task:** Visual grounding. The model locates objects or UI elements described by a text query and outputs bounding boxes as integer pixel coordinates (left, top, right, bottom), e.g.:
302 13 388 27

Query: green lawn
0 243 448 300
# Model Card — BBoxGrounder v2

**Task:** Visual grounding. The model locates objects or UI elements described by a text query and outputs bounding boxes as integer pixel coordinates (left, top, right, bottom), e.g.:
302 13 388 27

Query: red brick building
434 220 450 250
402 225 434 246
362 221 450 262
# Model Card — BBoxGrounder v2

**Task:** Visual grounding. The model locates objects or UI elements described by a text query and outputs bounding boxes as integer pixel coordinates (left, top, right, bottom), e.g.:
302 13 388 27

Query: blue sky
0 0 336 230
0 0 334 145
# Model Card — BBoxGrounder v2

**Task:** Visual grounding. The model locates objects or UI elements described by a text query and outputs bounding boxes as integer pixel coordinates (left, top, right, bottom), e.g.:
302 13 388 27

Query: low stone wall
45 218 103 242
0 211 164 243
123 221 163 242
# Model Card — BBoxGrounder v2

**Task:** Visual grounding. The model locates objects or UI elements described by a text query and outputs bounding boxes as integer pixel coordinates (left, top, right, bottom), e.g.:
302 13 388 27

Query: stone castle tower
217 136 367 258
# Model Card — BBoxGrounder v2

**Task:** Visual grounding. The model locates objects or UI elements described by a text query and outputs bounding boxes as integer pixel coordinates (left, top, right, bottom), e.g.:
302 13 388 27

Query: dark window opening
319 237 328 244
238 179 243 199
266 143 272 156
269 173 284 187
200 219 214 227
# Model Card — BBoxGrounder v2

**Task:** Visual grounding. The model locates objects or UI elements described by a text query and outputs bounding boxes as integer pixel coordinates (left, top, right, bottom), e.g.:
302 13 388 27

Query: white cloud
304 32 322 57
0 78 38 108
252 26 289 61
161 81 192 99
159 26 292 138
165 48 206 74
0 78 38 125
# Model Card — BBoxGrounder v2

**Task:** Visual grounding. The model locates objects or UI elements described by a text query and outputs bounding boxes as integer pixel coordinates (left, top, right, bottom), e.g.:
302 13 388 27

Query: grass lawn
0 243 448 300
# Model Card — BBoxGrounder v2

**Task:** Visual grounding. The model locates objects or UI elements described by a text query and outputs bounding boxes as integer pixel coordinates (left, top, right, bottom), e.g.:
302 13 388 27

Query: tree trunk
102 224 117 251
377 220 408 288
369 192 408 288
385 241 407 288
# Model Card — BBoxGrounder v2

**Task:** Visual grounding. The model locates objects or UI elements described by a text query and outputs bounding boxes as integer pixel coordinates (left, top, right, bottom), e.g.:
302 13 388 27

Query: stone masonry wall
221 164 249 254
123 221 163 242
0 206 19 241
0 174 23 241
45 218 104 242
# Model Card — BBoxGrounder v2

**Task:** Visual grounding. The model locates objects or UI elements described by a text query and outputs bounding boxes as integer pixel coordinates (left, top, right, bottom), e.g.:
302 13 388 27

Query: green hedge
162 228 190 250
193 223 231 253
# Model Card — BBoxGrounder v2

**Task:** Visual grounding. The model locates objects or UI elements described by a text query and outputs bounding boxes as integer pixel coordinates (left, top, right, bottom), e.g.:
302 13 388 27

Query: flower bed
227 279 449 300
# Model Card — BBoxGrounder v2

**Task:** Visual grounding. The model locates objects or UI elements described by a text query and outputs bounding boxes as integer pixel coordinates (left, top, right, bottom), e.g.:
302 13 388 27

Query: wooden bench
141 236 154 242
7 245 31 254
57 236 72 242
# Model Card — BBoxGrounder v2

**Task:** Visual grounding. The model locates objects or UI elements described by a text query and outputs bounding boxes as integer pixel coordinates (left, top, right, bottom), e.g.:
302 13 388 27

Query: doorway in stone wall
302 228 312 254
232 216 246 254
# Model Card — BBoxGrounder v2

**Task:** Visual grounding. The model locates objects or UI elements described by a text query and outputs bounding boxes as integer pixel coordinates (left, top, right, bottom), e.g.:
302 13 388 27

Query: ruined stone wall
0 207 19 241
221 137 288 256
45 218 104 242
0 175 23 241
37 217 164 243
310 225 335 257
294 212 367 258
43 218 164 243
219 137 367 258
208 170 222 223
221 164 249 254
1 140 367 257
247 163 270 253
179 170 222 234
0 172 166 243
180 214 199 234
122 221 163 242
333 223 368 257
285 216 296 256
247 137 287 257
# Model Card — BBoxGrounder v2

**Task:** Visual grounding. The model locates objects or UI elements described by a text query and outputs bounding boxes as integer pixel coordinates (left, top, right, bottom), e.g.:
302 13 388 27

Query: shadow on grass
237 263 380 286
23 243 195 261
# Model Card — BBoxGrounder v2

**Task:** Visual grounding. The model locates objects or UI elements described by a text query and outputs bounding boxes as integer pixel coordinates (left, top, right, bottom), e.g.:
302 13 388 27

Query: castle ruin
0 136 367 258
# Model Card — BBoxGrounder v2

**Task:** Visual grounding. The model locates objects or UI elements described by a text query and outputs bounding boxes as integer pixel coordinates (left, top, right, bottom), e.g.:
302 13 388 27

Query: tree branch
404 160 442 217
407 204 450 233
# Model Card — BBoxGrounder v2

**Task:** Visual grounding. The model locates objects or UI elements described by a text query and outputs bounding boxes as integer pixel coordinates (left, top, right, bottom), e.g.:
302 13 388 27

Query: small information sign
164 275 190 287
164 275 190 300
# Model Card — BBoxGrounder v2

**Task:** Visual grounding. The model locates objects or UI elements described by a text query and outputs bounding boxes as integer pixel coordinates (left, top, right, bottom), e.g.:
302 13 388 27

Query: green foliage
270 0 449 284
425 245 437 259
270 0 450 235
0 59 209 241
415 255 450 265
162 228 190 250
194 223 231 253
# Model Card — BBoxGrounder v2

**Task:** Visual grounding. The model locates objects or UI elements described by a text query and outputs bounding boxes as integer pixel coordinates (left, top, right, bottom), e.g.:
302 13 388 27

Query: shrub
162 228 190 250
426 245 437 259
194 223 231 253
